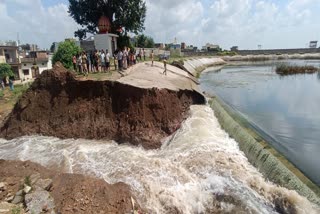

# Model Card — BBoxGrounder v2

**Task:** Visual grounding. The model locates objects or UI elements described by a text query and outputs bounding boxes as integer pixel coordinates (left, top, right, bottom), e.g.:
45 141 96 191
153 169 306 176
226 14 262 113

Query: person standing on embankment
150 50 154 66
117 49 123 71
72 55 77 72
163 58 167 75
105 49 110 72
81 51 88 76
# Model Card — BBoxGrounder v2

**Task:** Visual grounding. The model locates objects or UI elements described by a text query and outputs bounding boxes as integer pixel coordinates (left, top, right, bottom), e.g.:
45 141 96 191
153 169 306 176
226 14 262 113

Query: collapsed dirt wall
0 63 205 149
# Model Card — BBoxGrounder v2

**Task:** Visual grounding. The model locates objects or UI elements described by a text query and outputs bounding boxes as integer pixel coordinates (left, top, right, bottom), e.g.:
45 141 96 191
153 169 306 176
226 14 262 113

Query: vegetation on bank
0 83 30 123
217 50 238 56
52 40 82 70
275 64 319 76
0 63 14 79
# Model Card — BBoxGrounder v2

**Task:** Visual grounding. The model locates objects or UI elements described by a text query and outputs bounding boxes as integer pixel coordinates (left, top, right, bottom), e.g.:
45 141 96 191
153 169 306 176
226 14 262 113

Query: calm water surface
200 60 320 186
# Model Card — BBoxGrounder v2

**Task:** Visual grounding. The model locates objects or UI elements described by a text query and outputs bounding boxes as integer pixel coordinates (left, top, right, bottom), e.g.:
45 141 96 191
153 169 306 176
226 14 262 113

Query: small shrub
11 207 21 214
276 64 319 76
24 175 31 186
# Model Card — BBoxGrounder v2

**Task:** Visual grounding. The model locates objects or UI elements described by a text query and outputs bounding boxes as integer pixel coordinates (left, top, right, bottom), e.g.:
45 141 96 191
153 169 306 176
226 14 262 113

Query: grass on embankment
276 64 319 76
0 84 30 124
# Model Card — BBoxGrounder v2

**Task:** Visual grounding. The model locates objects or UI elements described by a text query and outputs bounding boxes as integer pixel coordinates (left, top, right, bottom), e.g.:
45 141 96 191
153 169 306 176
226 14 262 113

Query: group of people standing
72 49 111 76
1 76 15 91
72 47 156 75
114 47 152 71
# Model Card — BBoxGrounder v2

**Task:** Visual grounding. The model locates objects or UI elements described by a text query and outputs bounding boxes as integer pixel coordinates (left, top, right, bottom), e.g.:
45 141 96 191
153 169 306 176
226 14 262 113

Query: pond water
200 60 320 186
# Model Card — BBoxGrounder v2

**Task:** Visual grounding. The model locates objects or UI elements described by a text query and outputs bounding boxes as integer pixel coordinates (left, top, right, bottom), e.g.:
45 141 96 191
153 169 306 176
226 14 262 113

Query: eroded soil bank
0 63 205 149
0 159 140 214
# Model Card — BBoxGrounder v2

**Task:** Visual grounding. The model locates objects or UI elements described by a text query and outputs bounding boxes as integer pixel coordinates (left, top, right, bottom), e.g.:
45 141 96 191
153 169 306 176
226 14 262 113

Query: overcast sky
1 0 320 50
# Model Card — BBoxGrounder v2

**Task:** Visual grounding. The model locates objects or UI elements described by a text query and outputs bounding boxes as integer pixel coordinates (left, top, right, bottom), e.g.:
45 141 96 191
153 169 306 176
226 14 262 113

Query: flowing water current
0 105 319 213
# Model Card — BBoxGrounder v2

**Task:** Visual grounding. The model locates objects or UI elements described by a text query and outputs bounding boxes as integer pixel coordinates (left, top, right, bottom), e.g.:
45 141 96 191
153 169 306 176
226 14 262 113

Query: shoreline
178 57 320 204
209 97 320 205
176 53 320 75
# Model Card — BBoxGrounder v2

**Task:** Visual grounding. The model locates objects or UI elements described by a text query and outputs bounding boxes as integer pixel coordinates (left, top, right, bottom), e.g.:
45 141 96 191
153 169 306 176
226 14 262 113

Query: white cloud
0 0 78 49
1 0 320 49
145 0 320 49
144 0 204 45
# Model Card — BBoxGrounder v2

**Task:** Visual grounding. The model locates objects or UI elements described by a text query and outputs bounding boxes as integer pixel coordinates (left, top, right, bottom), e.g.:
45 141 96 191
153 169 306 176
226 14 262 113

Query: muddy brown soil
0 63 205 149
0 159 140 214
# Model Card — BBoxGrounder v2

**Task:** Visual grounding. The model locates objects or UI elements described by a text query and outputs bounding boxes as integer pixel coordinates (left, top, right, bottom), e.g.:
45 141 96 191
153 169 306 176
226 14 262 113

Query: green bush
0 63 14 79
52 40 82 69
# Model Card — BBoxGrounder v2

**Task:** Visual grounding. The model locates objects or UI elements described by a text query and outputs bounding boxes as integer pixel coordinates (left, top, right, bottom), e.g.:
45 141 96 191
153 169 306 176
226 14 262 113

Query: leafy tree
0 63 14 79
117 35 135 50
68 0 147 40
145 37 155 48
20 44 31 51
52 40 82 69
136 34 155 48
50 42 56 53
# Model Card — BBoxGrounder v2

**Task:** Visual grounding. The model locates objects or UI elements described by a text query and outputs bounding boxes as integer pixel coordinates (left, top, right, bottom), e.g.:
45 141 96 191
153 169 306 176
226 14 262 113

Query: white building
79 34 119 55
19 51 52 81
202 43 220 51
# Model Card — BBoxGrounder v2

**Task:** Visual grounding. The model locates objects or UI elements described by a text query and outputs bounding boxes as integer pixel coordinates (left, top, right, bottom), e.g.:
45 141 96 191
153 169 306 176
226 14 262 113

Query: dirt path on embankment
0 62 205 149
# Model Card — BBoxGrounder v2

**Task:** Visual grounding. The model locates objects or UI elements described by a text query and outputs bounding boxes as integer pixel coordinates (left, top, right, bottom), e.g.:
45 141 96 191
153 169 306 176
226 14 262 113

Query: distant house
309 41 318 48
169 43 181 50
78 34 119 55
78 36 95 52
181 42 186 50
231 46 239 52
202 43 220 52
19 51 52 80
155 43 165 49
0 41 20 79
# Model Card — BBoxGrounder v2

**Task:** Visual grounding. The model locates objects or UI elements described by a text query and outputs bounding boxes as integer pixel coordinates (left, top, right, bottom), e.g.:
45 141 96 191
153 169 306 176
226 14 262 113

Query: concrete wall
181 48 320 57
209 98 320 205
236 48 320 55
94 34 118 55
180 57 320 205
182 58 226 76
134 48 170 58
0 56 5 63
182 51 218 57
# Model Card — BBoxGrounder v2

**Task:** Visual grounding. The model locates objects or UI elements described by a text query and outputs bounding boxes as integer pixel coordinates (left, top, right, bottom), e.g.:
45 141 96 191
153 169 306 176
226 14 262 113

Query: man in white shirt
105 49 110 72
100 50 106 72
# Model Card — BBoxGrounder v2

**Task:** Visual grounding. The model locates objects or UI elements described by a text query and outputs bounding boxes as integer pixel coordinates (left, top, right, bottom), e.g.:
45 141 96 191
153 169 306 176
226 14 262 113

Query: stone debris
23 185 31 194
0 202 22 214
25 190 55 214
0 160 142 214
11 195 23 205
0 183 7 192
34 179 53 191
15 190 23 196
30 173 41 186
1 175 56 214
4 196 14 203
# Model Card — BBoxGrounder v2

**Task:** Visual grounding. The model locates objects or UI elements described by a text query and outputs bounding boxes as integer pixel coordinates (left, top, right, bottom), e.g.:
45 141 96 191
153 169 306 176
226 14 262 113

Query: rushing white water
0 105 319 213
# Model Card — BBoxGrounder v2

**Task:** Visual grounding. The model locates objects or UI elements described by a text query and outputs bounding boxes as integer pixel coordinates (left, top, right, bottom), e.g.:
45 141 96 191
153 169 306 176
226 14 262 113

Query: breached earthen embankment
0 62 205 149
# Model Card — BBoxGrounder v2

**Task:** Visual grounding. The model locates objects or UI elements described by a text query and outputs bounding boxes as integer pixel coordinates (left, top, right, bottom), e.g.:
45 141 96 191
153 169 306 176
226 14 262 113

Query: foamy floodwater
0 105 319 213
